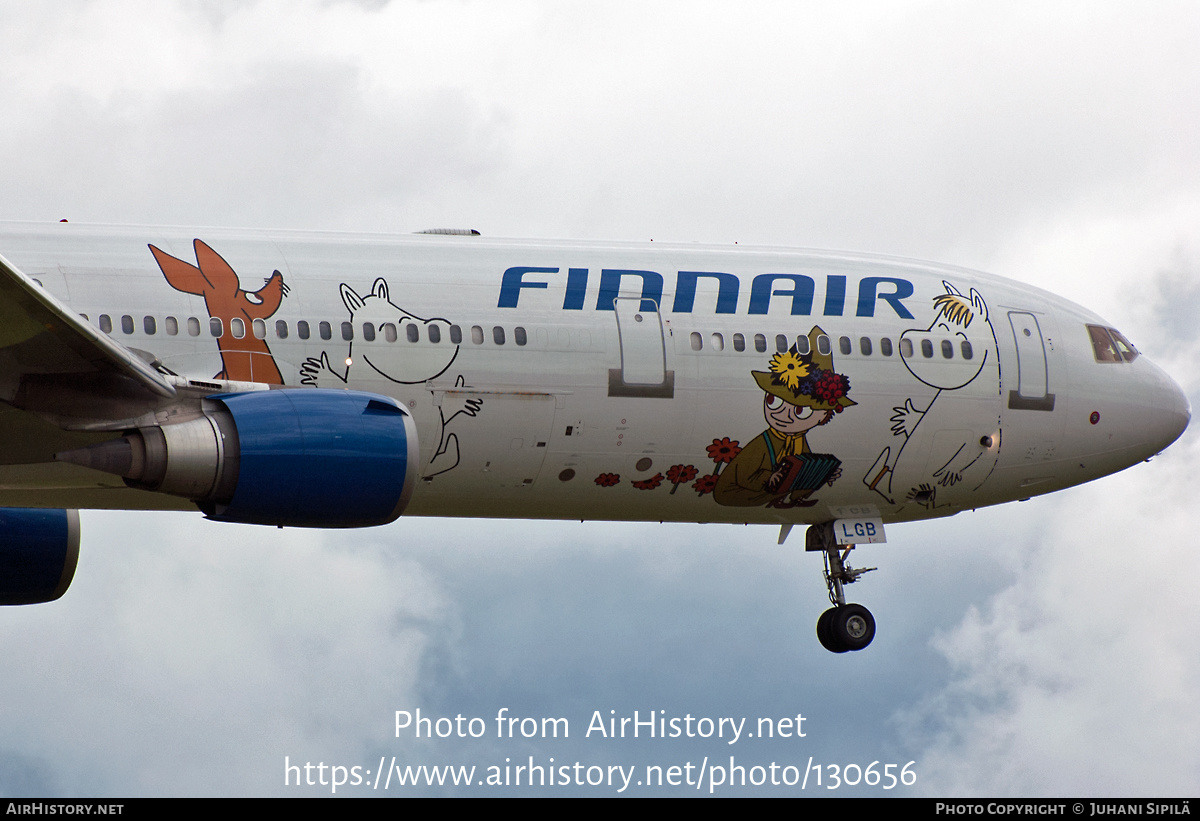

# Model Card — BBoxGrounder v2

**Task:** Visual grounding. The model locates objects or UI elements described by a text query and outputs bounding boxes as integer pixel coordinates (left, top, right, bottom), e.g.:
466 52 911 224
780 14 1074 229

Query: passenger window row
689 331 974 361
84 314 550 348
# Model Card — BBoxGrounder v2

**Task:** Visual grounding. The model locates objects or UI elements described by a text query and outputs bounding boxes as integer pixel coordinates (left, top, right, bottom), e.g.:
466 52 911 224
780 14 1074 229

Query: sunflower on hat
751 326 856 412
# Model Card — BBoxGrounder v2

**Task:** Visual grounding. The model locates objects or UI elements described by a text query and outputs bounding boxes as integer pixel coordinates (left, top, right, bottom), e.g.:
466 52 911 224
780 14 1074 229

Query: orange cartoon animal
150 239 289 384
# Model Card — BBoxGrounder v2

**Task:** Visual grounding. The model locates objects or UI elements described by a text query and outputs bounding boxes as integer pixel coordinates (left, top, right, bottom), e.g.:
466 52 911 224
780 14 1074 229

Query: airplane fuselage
0 222 1187 529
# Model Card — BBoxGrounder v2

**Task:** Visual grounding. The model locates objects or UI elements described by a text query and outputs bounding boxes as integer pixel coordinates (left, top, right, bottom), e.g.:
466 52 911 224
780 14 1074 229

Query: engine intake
0 508 80 605
57 389 419 528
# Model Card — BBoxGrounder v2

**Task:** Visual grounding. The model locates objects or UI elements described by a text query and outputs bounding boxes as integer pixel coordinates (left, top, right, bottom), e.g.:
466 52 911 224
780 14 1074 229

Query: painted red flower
666 464 698 484
594 473 620 487
666 464 699 494
693 473 719 495
814 372 850 404
706 437 742 464
631 473 664 490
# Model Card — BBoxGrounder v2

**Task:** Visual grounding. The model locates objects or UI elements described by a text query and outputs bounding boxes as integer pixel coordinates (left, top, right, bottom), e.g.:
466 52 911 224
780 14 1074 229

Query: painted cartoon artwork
863 281 1001 508
150 239 289 384
713 325 855 508
591 326 854 505
298 278 481 477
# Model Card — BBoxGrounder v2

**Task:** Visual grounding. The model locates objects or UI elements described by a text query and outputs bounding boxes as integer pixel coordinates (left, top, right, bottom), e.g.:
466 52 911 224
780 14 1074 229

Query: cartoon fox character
150 239 289 384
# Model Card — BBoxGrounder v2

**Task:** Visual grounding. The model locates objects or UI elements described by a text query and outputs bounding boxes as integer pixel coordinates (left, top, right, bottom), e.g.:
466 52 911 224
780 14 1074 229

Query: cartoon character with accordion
715 326 855 509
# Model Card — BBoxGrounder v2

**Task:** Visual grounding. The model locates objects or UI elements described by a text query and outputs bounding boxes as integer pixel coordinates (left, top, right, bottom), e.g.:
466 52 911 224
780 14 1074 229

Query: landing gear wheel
831 603 875 652
807 523 880 653
816 607 849 653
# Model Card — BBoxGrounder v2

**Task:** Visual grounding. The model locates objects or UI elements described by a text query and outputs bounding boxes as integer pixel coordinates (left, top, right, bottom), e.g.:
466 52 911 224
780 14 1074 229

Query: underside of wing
0 250 181 499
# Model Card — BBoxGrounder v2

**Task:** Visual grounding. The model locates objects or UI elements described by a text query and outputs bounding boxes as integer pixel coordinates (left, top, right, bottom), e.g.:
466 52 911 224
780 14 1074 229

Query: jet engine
57 389 419 528
0 508 80 605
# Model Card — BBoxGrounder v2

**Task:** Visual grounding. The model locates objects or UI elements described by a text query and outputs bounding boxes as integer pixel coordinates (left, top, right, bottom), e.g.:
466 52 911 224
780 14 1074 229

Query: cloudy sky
1 0 1198 797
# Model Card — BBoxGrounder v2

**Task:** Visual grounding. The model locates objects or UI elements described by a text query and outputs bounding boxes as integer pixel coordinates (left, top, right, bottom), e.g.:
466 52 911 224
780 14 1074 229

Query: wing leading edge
0 250 176 405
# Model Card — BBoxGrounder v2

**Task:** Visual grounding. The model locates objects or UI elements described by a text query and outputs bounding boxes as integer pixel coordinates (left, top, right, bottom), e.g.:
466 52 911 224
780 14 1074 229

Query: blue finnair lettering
856 276 915 318
596 269 663 312
497 267 915 319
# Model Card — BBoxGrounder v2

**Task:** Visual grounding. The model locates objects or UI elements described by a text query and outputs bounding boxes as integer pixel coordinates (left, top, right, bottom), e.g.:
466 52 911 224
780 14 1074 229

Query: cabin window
362 322 375 342
961 340 973 360
941 339 954 359
319 321 332 341
297 320 310 340
754 334 767 353
732 333 745 352
816 334 831 356
493 326 506 345
404 323 418 343
839 336 852 356
143 316 156 335
341 322 353 341
514 326 527 346
429 324 442 344
710 332 724 351
471 325 484 345
231 318 245 339
165 316 178 336
690 332 702 351
210 318 223 338
187 317 201 337
275 320 288 339
776 334 788 352
900 338 913 358
860 337 872 356
880 337 893 356
382 322 397 342
921 339 934 358
252 319 266 339
794 334 810 355
121 315 134 334
99 314 112 333
450 325 463 344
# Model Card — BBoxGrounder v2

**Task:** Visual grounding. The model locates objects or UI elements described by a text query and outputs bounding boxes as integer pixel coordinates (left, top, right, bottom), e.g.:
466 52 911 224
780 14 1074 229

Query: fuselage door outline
609 296 674 398
1007 310 1056 411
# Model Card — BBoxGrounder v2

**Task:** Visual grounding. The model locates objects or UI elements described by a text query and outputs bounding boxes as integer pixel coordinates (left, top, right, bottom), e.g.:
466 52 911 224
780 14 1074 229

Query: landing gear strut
806 522 877 653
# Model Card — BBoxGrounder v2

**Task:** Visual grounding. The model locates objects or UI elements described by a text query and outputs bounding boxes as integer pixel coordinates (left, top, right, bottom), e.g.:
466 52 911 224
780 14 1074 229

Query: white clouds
0 512 453 795
0 0 1197 797
902 431 1200 795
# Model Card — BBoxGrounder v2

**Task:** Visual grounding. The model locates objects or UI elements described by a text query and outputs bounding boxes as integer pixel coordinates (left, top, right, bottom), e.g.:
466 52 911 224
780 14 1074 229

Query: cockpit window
1107 327 1139 362
1088 324 1138 363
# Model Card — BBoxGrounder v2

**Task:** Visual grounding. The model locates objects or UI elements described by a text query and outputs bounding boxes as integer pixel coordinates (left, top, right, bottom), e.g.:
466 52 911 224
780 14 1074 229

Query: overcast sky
1 0 1198 797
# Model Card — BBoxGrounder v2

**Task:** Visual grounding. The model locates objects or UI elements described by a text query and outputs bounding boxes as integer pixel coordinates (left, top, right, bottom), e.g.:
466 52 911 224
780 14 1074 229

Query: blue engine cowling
0 508 80 605
205 390 419 527
57 389 420 529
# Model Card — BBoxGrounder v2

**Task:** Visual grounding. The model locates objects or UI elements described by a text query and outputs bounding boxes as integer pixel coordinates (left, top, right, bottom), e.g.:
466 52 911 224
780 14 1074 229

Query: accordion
772 452 842 493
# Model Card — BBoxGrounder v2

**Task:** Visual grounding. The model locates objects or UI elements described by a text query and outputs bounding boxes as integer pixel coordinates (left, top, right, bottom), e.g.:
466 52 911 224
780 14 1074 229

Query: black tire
831 603 875 651
816 607 849 653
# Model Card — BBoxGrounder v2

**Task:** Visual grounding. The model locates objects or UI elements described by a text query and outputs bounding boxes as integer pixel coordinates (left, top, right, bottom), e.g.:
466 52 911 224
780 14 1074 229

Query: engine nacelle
0 508 80 605
58 390 419 528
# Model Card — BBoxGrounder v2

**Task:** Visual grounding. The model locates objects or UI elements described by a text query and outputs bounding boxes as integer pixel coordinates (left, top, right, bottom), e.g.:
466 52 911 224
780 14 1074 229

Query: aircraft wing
0 249 189 508
0 251 176 402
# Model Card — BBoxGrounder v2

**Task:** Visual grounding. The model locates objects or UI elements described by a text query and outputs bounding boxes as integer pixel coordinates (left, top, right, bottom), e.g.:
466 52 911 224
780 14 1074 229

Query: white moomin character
864 281 1001 509
300 278 482 477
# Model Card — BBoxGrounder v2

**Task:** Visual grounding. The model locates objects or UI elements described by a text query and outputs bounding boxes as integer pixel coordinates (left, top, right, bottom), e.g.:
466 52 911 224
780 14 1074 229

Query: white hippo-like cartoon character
864 281 1001 509
300 278 482 478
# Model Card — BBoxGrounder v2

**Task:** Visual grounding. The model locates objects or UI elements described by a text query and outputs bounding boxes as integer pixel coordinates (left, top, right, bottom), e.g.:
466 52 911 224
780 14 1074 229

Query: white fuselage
0 221 1188 527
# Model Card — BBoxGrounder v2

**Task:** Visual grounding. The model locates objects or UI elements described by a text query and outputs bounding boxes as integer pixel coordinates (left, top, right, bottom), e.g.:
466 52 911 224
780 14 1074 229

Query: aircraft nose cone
1147 365 1190 452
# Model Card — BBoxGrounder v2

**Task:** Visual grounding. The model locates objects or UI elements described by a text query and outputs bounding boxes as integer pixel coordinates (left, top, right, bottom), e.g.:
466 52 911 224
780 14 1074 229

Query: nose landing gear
807 522 878 653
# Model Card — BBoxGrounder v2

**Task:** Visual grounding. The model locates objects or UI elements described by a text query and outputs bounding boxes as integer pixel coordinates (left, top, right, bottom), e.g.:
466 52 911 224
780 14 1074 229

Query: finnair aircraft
0 221 1188 653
